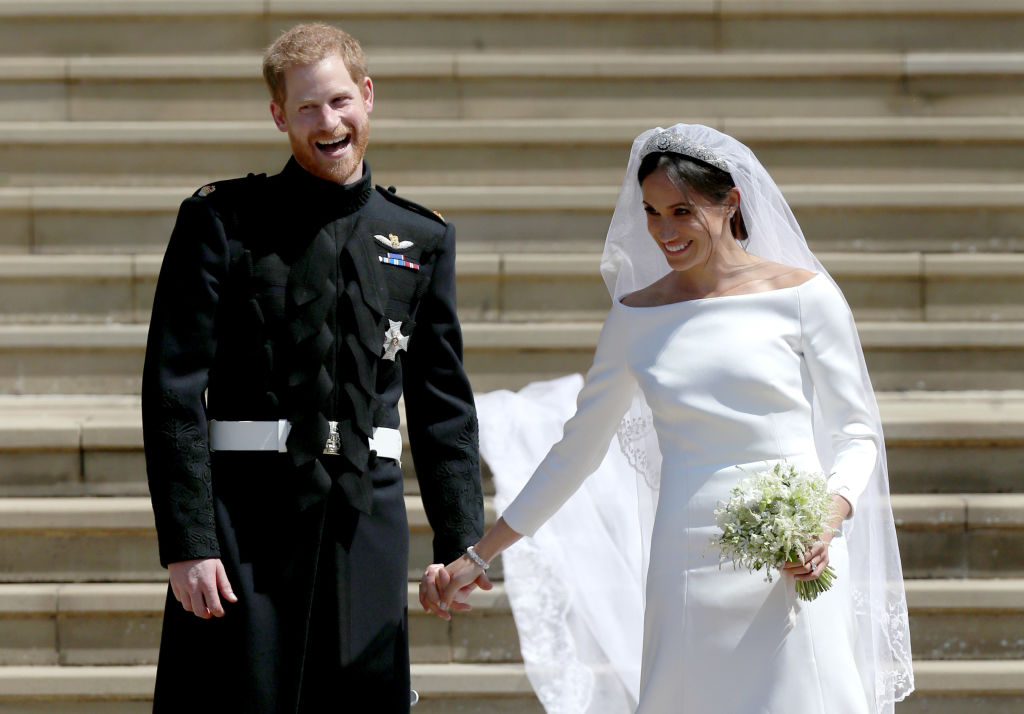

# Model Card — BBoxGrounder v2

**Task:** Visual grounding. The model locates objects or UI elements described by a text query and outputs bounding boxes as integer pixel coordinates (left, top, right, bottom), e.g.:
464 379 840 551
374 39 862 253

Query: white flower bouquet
712 462 838 602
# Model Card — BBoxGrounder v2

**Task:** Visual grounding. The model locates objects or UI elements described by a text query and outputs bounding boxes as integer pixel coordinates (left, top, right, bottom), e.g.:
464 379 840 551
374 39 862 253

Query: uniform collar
279 156 374 218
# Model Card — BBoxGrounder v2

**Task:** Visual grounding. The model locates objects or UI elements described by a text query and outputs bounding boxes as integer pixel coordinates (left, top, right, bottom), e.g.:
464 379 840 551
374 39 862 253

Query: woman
421 124 913 713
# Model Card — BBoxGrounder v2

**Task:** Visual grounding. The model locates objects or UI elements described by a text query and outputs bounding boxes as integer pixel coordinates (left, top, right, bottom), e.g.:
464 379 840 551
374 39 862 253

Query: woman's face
640 168 736 272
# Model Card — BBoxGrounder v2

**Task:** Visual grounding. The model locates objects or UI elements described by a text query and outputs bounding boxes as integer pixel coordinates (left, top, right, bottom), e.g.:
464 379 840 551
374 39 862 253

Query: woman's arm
798 277 881 517
421 306 639 616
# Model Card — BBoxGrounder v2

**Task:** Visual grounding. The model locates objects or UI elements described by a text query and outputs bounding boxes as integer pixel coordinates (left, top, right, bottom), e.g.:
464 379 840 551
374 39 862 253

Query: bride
420 124 913 713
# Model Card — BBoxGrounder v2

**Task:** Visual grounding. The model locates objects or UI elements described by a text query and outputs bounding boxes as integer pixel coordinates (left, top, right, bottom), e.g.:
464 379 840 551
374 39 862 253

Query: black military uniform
142 158 484 713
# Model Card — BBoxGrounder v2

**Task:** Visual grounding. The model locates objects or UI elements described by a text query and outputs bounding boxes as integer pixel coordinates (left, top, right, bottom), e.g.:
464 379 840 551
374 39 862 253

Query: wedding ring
807 561 815 572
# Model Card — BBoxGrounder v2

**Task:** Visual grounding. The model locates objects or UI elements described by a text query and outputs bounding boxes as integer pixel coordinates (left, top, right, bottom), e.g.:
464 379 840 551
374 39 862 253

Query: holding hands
419 556 492 620
419 518 521 619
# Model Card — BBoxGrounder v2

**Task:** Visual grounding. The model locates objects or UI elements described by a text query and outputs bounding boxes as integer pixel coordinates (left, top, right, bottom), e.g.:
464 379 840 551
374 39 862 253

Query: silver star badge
374 233 414 250
382 320 409 361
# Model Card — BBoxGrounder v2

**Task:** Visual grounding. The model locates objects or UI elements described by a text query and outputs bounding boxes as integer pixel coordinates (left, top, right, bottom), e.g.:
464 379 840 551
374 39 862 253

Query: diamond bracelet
465 545 490 571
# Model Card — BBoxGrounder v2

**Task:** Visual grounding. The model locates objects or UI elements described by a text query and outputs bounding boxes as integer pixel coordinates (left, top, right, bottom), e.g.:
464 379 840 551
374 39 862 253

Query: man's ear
362 77 374 114
270 101 288 132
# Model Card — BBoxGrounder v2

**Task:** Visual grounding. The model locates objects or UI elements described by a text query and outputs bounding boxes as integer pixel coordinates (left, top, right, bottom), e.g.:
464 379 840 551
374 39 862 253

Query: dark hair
637 152 748 241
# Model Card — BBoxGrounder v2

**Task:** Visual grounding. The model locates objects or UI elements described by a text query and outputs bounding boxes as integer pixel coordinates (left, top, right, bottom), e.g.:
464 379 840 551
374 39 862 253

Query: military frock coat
141 158 485 712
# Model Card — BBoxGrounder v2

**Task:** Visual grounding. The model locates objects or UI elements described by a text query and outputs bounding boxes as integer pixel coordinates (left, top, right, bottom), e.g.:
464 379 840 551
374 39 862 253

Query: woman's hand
419 560 492 621
782 493 851 581
440 554 493 611
782 538 832 581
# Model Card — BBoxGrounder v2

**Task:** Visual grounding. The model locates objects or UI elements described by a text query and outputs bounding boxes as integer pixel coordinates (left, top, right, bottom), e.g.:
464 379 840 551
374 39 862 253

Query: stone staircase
0 1 1022 712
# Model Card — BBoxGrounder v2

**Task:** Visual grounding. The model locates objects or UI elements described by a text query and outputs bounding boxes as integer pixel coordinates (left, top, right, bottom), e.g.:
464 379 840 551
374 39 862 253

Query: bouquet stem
794 564 837 602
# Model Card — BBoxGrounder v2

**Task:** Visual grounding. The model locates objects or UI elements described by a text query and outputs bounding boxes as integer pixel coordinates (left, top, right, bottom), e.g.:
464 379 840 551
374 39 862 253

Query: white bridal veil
478 124 913 713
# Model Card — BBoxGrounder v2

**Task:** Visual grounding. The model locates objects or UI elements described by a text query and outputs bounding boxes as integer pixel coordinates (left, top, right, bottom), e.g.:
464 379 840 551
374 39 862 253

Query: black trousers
153 456 411 714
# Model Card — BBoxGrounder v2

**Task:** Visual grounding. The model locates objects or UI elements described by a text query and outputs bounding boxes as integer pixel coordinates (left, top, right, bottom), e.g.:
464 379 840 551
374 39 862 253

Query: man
142 23 487 713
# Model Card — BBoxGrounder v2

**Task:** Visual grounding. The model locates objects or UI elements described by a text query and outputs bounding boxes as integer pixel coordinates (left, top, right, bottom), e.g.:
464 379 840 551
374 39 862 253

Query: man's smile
315 135 352 157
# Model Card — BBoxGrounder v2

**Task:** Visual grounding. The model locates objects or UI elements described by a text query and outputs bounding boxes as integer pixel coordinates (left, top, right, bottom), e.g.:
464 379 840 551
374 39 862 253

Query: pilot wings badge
374 233 413 250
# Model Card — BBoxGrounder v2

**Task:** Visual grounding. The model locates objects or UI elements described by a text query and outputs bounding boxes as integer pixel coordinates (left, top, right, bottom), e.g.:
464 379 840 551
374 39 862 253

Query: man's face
270 54 373 184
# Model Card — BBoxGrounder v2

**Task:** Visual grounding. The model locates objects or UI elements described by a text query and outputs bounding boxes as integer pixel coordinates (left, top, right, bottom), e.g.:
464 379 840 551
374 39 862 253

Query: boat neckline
616 272 823 310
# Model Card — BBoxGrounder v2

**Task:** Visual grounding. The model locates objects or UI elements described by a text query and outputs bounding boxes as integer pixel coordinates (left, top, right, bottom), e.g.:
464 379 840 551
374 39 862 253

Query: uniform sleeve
798 277 880 517
501 307 638 537
141 195 230 567
402 222 486 565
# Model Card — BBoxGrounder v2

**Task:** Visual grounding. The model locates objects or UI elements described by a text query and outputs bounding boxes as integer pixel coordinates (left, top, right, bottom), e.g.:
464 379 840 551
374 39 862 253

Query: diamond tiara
640 131 730 173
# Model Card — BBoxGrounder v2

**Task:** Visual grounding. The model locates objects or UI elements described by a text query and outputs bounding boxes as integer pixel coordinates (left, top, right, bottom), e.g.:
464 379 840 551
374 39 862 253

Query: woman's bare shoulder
620 276 674 307
757 263 817 289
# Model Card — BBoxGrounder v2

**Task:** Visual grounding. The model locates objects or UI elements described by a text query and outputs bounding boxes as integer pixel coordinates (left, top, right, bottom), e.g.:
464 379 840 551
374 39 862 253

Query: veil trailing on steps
477 124 913 713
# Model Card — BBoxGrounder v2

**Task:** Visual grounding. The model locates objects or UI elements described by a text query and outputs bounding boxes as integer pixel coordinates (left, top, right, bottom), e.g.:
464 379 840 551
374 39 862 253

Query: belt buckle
324 421 341 455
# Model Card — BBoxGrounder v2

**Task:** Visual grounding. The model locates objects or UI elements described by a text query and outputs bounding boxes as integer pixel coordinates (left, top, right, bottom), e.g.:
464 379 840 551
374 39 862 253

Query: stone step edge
0 0 1020 19
4 51 1024 80
0 582 510 615
911 660 1024 694
0 493 1021 531
0 662 535 698
7 390 1020 408
2 321 1024 350
0 661 1021 698
1 251 1022 282
0 495 501 530
5 117 1024 144
1 579 1021 616
3 184 1023 212
2 395 1024 450
0 390 1022 450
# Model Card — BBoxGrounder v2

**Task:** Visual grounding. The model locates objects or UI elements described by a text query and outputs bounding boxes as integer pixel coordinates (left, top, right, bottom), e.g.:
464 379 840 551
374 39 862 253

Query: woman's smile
663 239 693 254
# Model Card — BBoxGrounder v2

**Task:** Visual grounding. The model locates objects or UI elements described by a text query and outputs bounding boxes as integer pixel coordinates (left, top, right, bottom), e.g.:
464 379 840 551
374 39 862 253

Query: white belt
209 419 403 464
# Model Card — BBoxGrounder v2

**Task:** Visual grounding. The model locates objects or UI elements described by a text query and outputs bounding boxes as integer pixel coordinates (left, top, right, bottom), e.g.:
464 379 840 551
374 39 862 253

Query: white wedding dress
492 273 879 713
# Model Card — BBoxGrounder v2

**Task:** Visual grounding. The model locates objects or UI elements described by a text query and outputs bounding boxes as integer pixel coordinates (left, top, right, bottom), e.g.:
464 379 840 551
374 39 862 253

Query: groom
142 22 486 712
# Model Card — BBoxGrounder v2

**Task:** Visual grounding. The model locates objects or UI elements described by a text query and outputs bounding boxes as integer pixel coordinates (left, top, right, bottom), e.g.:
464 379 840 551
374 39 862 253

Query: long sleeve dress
499 274 880 713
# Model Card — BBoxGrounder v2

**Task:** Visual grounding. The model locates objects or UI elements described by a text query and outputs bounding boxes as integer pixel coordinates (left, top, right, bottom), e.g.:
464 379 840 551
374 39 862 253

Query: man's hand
168 558 238 619
419 562 491 621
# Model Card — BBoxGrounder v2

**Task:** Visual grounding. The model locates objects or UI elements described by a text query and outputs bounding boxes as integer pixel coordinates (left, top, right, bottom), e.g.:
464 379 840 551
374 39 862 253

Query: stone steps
3 118 1024 187
2 579 1023 667
0 662 1020 714
0 647 1023 713
897 662 1024 714
0 0 1021 56
0 493 1021 583
1 391 1021 498
0 251 1021 325
4 51 1024 121
0 3 1017 712
0 319 1021 394
0 495 507 584
0 582 518 667
0 662 542 713
4 183 1023 255
908 580 1024 662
